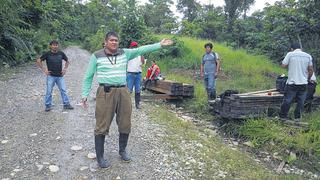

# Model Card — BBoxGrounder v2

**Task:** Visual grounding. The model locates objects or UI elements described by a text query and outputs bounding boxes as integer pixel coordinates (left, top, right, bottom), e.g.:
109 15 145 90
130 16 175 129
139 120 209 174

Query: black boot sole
98 163 111 169
121 158 132 163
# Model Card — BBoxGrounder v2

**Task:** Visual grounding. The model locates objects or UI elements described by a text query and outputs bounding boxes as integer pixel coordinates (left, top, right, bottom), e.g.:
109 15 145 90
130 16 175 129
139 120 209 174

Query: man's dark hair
204 43 213 49
49 40 59 45
105 31 119 40
290 43 301 50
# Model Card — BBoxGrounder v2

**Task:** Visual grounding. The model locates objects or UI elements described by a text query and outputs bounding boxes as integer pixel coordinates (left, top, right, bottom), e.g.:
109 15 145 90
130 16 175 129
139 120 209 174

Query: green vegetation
2 0 319 73
149 106 300 179
238 113 320 171
153 35 284 113
154 36 320 172
176 0 320 72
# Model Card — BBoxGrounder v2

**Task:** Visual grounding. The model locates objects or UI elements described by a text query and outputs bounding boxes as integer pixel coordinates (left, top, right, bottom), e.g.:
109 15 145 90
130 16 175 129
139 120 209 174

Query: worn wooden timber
182 83 194 97
236 88 277 96
144 80 194 98
145 80 183 95
141 94 183 101
210 89 320 119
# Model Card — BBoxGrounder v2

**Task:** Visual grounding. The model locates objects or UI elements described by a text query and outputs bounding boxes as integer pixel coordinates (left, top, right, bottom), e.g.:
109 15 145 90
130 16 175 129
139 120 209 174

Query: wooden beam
141 94 182 100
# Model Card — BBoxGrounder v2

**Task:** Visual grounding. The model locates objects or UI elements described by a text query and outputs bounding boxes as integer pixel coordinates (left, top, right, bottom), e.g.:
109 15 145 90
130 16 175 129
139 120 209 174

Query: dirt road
0 47 178 179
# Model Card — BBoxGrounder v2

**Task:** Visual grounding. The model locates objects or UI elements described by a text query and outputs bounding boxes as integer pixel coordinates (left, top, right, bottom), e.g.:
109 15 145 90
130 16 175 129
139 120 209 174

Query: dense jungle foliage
0 0 319 72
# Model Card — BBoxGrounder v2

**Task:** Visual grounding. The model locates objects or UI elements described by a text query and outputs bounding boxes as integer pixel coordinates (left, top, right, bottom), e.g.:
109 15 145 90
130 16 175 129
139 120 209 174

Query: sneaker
45 106 52 112
63 104 74 110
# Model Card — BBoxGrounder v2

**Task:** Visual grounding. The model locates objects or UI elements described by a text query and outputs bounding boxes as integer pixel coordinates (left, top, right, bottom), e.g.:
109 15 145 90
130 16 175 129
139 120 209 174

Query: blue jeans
45 75 71 107
127 72 141 93
204 73 216 98
279 84 307 119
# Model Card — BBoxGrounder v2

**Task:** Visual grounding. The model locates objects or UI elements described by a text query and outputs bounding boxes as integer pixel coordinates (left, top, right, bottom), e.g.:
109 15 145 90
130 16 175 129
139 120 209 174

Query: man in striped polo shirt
81 31 173 168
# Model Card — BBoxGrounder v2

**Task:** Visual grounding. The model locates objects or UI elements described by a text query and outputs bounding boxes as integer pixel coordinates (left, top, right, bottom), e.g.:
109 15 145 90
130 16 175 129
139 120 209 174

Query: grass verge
150 35 320 174
149 105 302 179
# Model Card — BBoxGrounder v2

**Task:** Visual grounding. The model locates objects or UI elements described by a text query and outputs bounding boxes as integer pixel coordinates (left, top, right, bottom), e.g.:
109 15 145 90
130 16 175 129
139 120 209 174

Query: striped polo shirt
82 43 161 98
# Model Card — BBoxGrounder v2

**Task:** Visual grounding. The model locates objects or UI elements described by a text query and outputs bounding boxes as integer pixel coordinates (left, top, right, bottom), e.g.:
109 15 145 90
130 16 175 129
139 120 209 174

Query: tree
229 0 320 72
296 0 320 72
176 0 200 22
224 0 254 32
194 5 226 40
120 0 153 47
241 0 255 19
179 20 201 37
81 0 119 35
142 0 177 34
0 0 35 66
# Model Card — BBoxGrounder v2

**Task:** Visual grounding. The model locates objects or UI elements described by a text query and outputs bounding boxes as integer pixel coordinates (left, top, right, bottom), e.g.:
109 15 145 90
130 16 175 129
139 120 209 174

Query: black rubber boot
119 133 131 162
210 90 216 100
135 93 141 109
142 80 147 91
142 79 151 91
95 135 110 168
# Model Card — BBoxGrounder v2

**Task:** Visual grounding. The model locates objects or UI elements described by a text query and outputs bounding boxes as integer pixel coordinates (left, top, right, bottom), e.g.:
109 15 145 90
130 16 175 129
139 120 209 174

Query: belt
128 72 141 74
99 84 126 88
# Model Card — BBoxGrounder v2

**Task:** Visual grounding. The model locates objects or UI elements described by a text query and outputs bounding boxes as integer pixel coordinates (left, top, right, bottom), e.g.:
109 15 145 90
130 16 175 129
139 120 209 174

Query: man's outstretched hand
160 39 173 46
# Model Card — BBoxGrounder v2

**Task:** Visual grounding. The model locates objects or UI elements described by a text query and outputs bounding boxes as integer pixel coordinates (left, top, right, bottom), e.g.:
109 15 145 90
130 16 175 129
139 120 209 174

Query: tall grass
154 35 320 171
154 35 287 113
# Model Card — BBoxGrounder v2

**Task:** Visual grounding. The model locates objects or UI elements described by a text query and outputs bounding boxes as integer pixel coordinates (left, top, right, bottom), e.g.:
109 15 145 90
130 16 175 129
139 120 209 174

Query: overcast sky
138 0 279 18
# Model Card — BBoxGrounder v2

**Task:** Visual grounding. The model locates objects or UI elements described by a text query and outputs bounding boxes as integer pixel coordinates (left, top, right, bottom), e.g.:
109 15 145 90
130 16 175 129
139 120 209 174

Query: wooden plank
145 80 184 95
211 94 320 120
146 86 175 95
234 96 283 101
141 94 182 100
236 88 277 96
182 83 194 97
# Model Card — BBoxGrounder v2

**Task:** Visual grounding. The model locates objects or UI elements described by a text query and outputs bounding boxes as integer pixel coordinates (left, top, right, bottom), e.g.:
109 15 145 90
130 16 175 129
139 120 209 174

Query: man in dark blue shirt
36 40 74 111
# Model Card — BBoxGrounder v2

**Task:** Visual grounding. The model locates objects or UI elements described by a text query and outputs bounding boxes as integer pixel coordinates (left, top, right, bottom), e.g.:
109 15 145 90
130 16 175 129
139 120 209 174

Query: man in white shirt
279 43 314 120
127 41 145 109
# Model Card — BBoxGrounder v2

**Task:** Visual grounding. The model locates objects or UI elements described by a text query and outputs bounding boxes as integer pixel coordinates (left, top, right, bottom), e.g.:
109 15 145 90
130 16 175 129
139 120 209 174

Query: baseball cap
130 41 138 47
